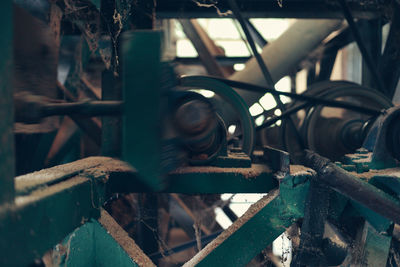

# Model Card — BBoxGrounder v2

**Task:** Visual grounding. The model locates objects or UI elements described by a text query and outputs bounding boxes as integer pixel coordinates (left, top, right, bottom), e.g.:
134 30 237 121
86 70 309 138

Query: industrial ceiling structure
1 0 400 266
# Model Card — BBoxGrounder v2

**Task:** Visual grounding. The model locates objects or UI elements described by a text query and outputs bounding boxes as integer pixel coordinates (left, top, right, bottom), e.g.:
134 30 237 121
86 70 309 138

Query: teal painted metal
91 0 101 9
103 159 278 194
344 222 392 267
122 31 164 191
0 156 280 265
342 149 400 172
0 176 100 267
180 76 255 156
211 151 252 168
359 222 392 267
166 164 278 194
4 153 399 266
56 222 96 267
183 169 312 267
57 220 139 267
351 201 393 234
336 152 400 231
0 0 14 204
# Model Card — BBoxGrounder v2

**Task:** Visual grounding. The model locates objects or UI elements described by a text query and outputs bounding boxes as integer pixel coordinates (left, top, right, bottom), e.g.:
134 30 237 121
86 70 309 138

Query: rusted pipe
304 150 400 225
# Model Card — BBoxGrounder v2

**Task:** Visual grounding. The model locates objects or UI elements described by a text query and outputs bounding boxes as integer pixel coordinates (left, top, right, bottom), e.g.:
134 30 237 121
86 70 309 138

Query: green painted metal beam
166 164 278 193
122 30 164 191
15 156 279 196
0 0 15 204
183 168 313 267
99 159 279 194
15 157 112 196
3 156 282 265
0 176 100 267
57 210 155 267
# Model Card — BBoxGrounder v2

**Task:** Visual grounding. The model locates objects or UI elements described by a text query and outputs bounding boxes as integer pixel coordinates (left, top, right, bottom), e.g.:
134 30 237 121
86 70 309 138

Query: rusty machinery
1 0 400 266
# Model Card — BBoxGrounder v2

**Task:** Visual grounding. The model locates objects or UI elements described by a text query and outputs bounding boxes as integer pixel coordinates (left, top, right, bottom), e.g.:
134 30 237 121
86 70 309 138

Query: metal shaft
304 150 400 225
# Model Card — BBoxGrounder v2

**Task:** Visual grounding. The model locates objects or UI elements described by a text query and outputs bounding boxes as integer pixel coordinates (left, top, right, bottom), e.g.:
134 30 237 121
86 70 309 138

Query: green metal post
0 0 15 204
57 209 155 267
122 31 163 191
348 221 392 266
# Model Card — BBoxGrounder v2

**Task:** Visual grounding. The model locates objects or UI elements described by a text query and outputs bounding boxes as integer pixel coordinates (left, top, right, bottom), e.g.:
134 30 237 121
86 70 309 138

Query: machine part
304 150 400 225
283 81 392 161
339 119 366 151
228 0 305 151
187 114 227 166
363 106 400 168
227 19 342 111
179 76 255 156
292 179 348 266
262 146 290 174
191 75 384 116
166 90 224 166
14 91 123 122
171 91 217 144
343 221 392 267
174 100 214 136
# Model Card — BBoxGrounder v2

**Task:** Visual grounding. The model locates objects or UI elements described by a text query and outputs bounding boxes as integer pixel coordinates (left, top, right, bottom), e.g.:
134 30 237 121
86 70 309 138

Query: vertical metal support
379 6 400 99
0 0 15 203
317 50 338 81
351 222 392 267
307 64 316 86
101 71 122 157
338 0 385 92
244 19 268 48
360 19 382 89
292 181 330 266
122 31 163 191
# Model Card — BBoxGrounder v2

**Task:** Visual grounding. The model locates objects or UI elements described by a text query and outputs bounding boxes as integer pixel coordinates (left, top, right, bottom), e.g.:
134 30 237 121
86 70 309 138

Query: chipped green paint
58 220 139 267
186 172 311 267
0 177 100 267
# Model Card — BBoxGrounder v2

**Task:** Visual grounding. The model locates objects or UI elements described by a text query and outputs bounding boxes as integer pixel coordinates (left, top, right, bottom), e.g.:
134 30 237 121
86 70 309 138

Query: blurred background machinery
1 0 400 266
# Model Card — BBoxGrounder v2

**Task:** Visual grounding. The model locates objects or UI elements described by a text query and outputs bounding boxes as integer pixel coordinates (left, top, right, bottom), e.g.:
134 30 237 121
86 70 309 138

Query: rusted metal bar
304 150 400 225
42 100 123 116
